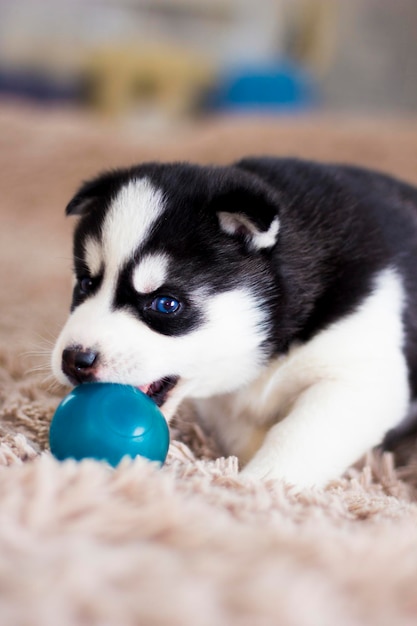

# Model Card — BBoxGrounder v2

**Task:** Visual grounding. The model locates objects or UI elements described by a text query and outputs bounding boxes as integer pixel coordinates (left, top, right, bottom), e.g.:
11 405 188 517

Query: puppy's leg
241 371 408 488
241 268 410 488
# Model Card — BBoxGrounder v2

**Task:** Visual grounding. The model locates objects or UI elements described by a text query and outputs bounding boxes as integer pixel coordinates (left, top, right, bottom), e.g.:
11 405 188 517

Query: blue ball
49 383 170 467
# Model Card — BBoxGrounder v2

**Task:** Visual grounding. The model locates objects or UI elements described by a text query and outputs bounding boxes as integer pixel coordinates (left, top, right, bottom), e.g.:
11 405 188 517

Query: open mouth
138 376 179 407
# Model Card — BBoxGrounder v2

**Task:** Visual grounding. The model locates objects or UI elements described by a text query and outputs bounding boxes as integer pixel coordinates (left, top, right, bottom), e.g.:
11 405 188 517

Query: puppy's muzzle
62 347 99 385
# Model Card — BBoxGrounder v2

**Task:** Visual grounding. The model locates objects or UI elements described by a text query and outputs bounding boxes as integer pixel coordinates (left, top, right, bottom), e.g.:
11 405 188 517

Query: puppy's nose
62 347 99 384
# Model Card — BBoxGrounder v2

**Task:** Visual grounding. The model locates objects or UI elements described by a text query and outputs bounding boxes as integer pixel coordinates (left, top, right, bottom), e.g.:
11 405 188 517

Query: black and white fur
52 158 417 488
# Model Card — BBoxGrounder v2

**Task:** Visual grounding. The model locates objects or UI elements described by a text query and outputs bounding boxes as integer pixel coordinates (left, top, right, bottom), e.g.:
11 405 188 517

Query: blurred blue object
204 60 316 113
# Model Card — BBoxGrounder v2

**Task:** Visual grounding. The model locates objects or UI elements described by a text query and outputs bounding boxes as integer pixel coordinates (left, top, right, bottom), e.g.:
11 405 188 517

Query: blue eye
151 296 181 314
79 277 94 294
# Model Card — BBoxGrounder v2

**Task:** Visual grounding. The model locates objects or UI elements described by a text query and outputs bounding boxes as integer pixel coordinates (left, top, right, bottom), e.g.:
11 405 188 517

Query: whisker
32 331 57 345
25 363 52 375
21 334 54 376
21 352 51 361
22 331 60 365
25 364 47 373
44 375 66 396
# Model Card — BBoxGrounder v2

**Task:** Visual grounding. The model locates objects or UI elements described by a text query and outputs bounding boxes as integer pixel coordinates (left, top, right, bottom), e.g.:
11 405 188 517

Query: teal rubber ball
49 383 170 467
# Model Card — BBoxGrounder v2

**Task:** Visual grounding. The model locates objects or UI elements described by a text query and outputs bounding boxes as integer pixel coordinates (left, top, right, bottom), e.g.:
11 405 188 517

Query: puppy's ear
65 170 125 216
213 173 280 250
66 192 94 216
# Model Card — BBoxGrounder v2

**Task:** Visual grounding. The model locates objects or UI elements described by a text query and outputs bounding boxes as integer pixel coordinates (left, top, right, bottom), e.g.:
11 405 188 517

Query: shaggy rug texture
1 102 417 626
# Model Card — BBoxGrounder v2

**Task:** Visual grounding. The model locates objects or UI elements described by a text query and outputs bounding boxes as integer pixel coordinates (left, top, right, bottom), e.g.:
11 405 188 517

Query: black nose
62 347 99 384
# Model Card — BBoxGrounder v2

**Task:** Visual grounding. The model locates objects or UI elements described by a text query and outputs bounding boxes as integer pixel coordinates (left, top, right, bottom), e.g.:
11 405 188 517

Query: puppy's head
52 162 282 419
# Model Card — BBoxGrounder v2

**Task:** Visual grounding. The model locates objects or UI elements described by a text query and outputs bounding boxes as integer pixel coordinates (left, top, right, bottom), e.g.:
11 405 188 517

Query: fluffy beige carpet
2 102 417 626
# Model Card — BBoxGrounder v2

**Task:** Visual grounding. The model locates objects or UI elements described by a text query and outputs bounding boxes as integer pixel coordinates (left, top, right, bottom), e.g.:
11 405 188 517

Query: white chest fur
194 268 410 488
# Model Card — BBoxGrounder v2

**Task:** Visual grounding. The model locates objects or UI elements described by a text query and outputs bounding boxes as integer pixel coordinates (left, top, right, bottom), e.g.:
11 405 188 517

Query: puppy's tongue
138 383 151 395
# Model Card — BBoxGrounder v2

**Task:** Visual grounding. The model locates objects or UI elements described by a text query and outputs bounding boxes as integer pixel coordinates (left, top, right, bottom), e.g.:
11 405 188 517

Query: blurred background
0 0 416 126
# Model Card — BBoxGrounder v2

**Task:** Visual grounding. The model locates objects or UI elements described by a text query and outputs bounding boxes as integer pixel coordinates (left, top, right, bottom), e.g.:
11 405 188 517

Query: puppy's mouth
138 376 179 407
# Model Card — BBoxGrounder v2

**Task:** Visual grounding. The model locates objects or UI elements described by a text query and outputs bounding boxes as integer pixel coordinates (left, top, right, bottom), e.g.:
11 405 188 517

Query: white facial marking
84 237 103 276
132 253 170 294
102 178 165 276
178 288 268 390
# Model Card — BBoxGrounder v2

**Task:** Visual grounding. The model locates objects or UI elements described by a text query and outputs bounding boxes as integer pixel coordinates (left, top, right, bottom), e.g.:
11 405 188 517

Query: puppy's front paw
240 459 275 482
240 454 324 490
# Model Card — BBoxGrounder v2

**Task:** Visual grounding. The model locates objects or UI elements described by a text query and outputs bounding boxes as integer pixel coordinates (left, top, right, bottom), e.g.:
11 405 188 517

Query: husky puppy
52 158 417 488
